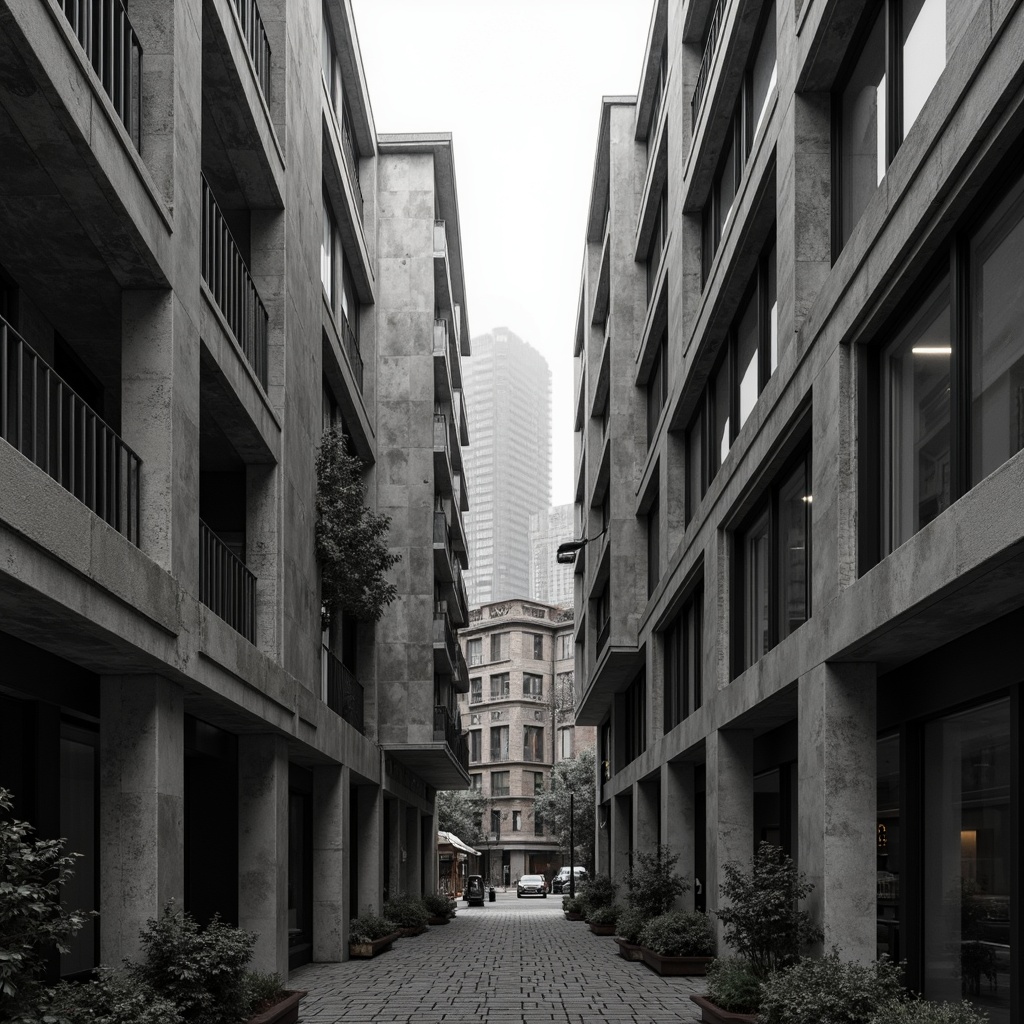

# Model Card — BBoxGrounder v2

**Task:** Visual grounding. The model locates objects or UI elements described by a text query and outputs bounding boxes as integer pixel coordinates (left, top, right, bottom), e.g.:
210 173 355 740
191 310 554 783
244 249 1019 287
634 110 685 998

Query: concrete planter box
641 949 713 976
245 990 305 1024
564 911 584 921
397 924 427 937
588 922 617 935
349 932 399 958
614 936 644 961
690 994 758 1023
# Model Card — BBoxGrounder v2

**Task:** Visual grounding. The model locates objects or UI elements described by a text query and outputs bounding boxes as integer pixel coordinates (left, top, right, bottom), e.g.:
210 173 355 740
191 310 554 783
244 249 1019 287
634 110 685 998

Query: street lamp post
569 790 575 900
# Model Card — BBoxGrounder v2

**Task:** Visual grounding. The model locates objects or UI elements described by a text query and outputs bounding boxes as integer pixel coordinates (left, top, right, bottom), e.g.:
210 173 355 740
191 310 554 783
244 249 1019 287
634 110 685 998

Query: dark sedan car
516 874 548 898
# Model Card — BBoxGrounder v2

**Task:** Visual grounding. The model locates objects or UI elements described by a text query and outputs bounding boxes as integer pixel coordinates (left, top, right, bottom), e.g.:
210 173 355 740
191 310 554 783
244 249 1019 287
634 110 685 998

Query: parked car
551 866 588 894
516 874 548 898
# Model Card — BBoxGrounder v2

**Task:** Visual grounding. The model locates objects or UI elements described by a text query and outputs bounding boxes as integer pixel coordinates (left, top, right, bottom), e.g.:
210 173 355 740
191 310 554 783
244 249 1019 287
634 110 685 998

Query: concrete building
529 503 576 607
463 328 552 605
0 0 470 980
457 599 593 886
574 1 1024 1019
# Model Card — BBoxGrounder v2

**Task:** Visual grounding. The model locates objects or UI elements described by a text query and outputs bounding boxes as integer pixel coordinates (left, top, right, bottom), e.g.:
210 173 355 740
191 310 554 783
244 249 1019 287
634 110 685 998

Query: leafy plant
382 892 428 929
579 874 617 913
0 788 91 1020
587 904 620 927
562 896 584 915
639 910 715 957
349 914 398 944
126 903 255 1024
242 971 286 1017
39 969 184 1024
705 956 764 1015
625 845 689 918
615 907 646 944
758 950 904 1024
423 892 455 918
436 788 488 846
716 841 821 978
532 748 596 873
868 998 989 1024
316 428 401 627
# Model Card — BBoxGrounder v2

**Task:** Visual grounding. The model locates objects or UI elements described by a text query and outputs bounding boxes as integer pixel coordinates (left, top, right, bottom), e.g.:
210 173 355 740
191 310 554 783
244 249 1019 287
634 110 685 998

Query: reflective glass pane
776 458 809 639
882 281 951 552
718 136 736 240
902 0 946 137
923 700 1012 1023
321 199 333 298
970 180 1024 485
737 291 759 429
841 10 886 246
767 241 779 372
713 359 731 475
744 511 770 666
751 1 778 141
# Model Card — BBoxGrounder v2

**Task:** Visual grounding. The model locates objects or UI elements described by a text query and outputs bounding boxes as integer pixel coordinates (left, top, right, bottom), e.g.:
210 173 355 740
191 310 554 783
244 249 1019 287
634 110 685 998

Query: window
470 713 481 725
646 493 660 598
664 584 703 732
623 669 646 766
646 191 668 302
490 632 509 661
737 449 812 672
321 193 337 302
469 677 482 704
558 726 574 760
512 810 522 832
469 730 481 763
466 638 482 666
490 673 510 699
750 2 778 143
470 773 482 791
647 330 668 447
557 633 573 660
523 673 543 698
868 167 1024 562
647 40 668 147
490 726 509 761
523 725 544 762
529 770 545 795
531 633 544 660
491 711 503 721
534 812 544 837
320 6 339 105
595 585 610 652
835 0 947 252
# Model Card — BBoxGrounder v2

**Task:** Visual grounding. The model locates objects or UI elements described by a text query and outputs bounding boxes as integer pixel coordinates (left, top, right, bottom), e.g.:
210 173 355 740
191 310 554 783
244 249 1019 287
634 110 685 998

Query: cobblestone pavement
290 891 705 1023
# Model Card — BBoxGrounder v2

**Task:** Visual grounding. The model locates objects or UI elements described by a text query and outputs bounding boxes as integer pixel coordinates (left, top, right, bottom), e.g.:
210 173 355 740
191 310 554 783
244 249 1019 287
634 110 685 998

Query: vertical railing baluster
0 322 7 444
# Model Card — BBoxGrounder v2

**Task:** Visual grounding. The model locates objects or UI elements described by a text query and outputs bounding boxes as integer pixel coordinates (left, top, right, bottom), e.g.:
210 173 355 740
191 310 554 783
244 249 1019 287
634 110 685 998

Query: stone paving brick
290 893 704 1023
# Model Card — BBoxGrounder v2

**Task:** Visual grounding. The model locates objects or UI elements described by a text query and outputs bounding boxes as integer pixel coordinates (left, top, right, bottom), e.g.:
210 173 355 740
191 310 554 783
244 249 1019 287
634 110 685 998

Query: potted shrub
868 997 990 1024
626 845 690 919
698 958 763 1023
638 909 716 976
614 907 646 961
424 892 456 925
382 892 429 936
349 913 399 958
562 895 585 920
587 904 621 936
580 874 617 917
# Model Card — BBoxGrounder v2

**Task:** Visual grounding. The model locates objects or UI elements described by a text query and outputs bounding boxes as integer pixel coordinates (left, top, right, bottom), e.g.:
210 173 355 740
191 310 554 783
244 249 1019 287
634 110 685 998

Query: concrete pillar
386 798 402 897
611 792 632 880
422 812 436 895
312 764 348 962
707 728 753 946
355 784 383 916
635 778 660 857
798 662 877 962
238 735 288 977
99 675 184 965
405 806 422 894
664 761 696 910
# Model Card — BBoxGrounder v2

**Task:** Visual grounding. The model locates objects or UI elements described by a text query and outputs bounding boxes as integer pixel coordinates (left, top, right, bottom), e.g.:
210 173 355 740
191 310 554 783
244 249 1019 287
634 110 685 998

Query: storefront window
876 733 901 962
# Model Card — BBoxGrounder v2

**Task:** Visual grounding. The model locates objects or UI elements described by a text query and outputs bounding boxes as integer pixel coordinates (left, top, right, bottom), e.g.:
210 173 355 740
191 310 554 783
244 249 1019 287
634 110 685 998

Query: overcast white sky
351 0 654 506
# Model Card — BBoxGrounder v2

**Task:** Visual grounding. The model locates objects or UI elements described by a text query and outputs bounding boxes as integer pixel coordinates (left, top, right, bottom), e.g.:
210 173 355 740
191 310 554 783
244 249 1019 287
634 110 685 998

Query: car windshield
521 876 543 883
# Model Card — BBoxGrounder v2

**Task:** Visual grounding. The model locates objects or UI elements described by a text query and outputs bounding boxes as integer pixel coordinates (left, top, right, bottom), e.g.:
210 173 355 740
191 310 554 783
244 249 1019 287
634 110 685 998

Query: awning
438 830 481 856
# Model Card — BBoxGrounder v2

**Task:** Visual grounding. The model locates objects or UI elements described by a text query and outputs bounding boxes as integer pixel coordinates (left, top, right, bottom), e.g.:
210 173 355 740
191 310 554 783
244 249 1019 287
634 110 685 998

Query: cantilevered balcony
230 0 271 103
433 609 458 677
433 705 469 772
56 0 142 150
433 319 453 406
433 413 454 497
199 518 256 642
0 315 141 544
433 510 454 584
691 0 726 131
200 175 268 389
322 645 364 734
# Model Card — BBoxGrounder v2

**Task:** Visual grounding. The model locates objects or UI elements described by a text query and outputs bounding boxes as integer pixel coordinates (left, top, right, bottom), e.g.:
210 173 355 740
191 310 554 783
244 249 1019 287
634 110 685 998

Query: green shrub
126 903 255 1024
625 845 689 918
40 969 184 1024
587 904 620 927
349 914 398 943
615 907 646 943
716 841 821 978
758 951 905 1024
868 999 988 1024
639 910 715 957
705 957 763 1015
242 971 286 1017
580 874 617 911
423 892 455 918
562 896 584 914
382 892 428 928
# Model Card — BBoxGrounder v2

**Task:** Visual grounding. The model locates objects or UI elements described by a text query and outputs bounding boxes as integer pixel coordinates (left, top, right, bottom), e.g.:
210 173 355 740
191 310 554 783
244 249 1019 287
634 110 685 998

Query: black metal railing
200 175 268 388
340 309 362 390
433 704 458 747
0 315 141 544
691 0 726 130
323 645 364 734
433 611 458 671
58 0 142 150
231 0 271 102
340 116 364 218
199 519 256 642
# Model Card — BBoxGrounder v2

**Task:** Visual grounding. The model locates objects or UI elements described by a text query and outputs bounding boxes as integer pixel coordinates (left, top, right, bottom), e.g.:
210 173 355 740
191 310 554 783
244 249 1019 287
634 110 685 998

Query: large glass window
647 493 660 598
664 584 703 732
490 633 509 661
523 673 543 697
647 331 668 447
623 669 647 765
750 1 778 142
490 726 509 761
557 633 573 660
470 677 482 703
491 771 510 797
490 673 510 699
523 725 544 762
467 638 482 666
469 730 481 762
902 0 946 136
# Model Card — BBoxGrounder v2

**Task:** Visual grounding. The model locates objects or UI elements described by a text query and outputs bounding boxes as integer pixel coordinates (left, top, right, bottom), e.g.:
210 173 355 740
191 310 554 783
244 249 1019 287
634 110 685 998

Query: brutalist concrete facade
575 1 1024 1018
0 0 469 979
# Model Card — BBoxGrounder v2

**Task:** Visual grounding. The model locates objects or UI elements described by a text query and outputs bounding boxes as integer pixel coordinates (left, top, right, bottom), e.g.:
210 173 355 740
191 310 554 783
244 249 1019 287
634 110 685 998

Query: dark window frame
664 581 704 732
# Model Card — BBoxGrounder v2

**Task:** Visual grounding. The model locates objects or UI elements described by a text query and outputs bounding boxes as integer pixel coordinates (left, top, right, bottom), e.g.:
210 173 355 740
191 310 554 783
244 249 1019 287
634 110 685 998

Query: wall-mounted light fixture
556 527 608 564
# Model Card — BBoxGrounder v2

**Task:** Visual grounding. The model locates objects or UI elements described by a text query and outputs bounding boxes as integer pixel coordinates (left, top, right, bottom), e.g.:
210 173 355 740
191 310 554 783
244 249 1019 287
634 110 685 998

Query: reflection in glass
902 0 946 136
924 700 1011 1023
767 241 779 372
882 281 951 552
970 180 1024 486
744 510 770 667
713 357 731 474
751 1 778 141
718 136 736 240
737 291 759 431
776 460 809 640
686 414 703 523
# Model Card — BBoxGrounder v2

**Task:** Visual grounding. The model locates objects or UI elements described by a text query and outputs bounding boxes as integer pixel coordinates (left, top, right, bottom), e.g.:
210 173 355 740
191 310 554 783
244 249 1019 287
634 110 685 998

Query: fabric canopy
438 830 481 856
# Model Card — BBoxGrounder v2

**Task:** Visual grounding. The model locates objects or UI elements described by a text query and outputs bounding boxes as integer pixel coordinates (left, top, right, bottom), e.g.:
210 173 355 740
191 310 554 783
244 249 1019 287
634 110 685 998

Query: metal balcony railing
691 0 726 130
433 611 458 670
201 175 268 388
231 0 271 102
340 116 364 218
340 309 362 390
199 519 256 642
323 645 364 734
58 0 142 150
433 412 449 451
0 315 141 544
433 509 452 552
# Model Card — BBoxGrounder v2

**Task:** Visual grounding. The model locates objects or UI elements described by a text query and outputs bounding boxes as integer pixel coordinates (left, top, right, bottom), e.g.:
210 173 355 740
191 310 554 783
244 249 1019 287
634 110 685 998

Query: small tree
315 428 401 628
436 788 488 846
532 747 596 872
626 845 689 918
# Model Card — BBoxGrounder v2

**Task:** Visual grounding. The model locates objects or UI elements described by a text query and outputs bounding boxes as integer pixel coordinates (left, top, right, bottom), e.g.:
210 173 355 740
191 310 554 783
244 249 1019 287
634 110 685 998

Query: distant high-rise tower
464 328 551 604
530 504 575 607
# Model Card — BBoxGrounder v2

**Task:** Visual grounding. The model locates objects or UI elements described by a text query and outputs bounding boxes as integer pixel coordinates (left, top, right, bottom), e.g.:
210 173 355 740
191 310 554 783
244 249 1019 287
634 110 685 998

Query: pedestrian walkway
291 892 705 1023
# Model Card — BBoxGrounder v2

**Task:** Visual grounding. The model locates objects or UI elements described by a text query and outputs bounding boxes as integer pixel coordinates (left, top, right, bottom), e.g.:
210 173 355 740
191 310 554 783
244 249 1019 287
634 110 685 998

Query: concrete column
405 806 422 894
798 662 877 961
611 792 632 880
386 798 402 897
99 675 184 965
663 761 696 910
238 735 288 976
421 812 436 895
312 764 348 962
707 728 753 946
635 779 660 857
355 784 383 916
